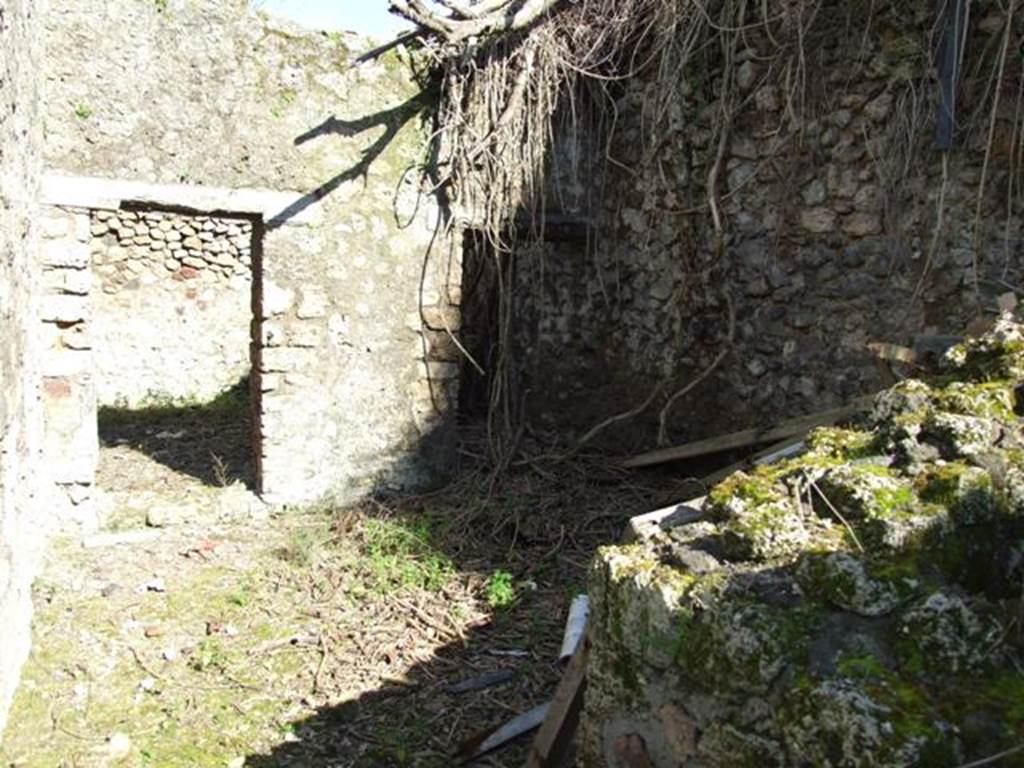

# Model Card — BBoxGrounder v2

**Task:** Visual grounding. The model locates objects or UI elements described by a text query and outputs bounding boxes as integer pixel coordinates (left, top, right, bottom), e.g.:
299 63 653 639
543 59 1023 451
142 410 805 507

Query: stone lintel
40 173 320 227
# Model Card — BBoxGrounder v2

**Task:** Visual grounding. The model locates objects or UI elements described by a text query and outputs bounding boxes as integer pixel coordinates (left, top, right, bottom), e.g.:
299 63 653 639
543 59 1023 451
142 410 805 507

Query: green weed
360 516 453 593
485 569 516 609
189 638 229 672
280 527 321 567
73 104 92 120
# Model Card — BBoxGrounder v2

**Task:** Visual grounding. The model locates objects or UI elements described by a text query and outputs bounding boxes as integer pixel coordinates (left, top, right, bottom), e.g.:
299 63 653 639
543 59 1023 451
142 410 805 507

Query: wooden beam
622 395 876 469
526 633 590 768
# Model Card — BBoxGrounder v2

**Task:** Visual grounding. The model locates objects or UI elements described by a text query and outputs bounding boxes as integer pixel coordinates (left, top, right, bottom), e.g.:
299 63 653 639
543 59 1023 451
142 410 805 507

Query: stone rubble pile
581 315 1024 767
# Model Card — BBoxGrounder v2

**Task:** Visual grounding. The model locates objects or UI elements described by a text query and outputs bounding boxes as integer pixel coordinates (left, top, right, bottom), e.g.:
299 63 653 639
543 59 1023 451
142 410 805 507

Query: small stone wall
0 0 44 738
90 209 254 407
581 318 1024 767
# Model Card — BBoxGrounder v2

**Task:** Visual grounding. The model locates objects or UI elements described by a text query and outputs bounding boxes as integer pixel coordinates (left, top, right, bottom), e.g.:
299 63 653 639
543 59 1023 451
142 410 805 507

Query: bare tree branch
434 0 513 20
389 0 566 42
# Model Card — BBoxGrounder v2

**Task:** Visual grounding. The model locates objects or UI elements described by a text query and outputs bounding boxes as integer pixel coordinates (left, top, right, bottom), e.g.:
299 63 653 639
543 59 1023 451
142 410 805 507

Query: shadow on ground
97 375 255 490
235 432 671 768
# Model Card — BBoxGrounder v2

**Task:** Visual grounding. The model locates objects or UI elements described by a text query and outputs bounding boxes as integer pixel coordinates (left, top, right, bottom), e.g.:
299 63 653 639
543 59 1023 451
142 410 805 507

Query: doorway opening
90 206 262 510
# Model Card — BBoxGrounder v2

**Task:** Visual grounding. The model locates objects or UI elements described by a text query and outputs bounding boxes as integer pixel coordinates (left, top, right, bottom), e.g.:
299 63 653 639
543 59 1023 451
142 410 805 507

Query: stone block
801 179 827 206
39 294 87 323
260 346 309 372
799 207 837 234
289 327 323 348
425 361 459 381
261 322 286 347
40 238 89 269
61 324 91 350
58 268 91 296
296 288 328 319
262 280 294 317
40 213 71 238
40 349 92 377
841 212 882 237
43 388 98 484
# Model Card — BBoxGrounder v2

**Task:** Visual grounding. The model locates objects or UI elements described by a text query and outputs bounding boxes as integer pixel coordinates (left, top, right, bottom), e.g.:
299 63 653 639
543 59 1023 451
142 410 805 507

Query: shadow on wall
96 85 443 493
266 90 433 228
97 376 255 490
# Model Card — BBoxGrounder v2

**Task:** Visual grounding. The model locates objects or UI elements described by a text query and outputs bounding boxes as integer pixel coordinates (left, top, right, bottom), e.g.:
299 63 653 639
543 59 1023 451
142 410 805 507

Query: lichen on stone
923 411 1002 461
915 461 996 525
806 427 878 461
898 589 1005 675
582 318 1024 767
697 723 784 767
675 599 814 693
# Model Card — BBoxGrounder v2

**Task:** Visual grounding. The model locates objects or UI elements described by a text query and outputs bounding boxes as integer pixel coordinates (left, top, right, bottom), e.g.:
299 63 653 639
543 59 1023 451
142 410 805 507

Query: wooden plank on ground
526 633 590 768
622 395 876 469
699 438 806 488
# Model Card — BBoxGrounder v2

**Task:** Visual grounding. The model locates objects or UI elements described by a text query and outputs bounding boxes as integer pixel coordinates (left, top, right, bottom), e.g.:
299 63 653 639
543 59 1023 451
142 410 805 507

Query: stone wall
0 0 44 738
43 0 461 504
510 1 1024 453
91 209 254 407
38 206 98 530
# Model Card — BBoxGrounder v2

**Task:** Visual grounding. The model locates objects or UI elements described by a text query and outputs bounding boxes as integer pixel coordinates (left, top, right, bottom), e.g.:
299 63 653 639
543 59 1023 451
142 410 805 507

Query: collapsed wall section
0 0 45 738
512 2 1023 452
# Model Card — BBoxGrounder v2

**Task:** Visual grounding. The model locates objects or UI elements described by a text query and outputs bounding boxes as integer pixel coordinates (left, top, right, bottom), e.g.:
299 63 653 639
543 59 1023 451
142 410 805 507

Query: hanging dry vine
387 0 1024 464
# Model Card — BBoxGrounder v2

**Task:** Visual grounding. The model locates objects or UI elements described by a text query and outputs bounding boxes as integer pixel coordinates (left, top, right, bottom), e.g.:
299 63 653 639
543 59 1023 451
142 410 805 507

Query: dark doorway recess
457 230 503 420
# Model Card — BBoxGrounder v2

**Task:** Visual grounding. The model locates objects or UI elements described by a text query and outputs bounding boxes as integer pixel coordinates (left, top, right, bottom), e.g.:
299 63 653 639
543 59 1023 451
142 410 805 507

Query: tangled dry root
389 0 1024 463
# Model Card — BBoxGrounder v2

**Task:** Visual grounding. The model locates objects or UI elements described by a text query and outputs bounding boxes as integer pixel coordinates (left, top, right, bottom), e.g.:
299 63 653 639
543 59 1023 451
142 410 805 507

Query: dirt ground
1 408 676 767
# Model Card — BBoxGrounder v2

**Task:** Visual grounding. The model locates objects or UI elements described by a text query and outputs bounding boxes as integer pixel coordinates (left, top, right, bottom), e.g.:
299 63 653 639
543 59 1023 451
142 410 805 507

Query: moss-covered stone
697 723 784 767
675 599 818 694
933 380 1018 422
811 464 944 549
783 679 913 766
582 318 1024 768
806 427 878 461
923 411 1002 460
814 464 916 521
720 498 816 562
915 462 997 524
797 552 917 617
942 315 1024 381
